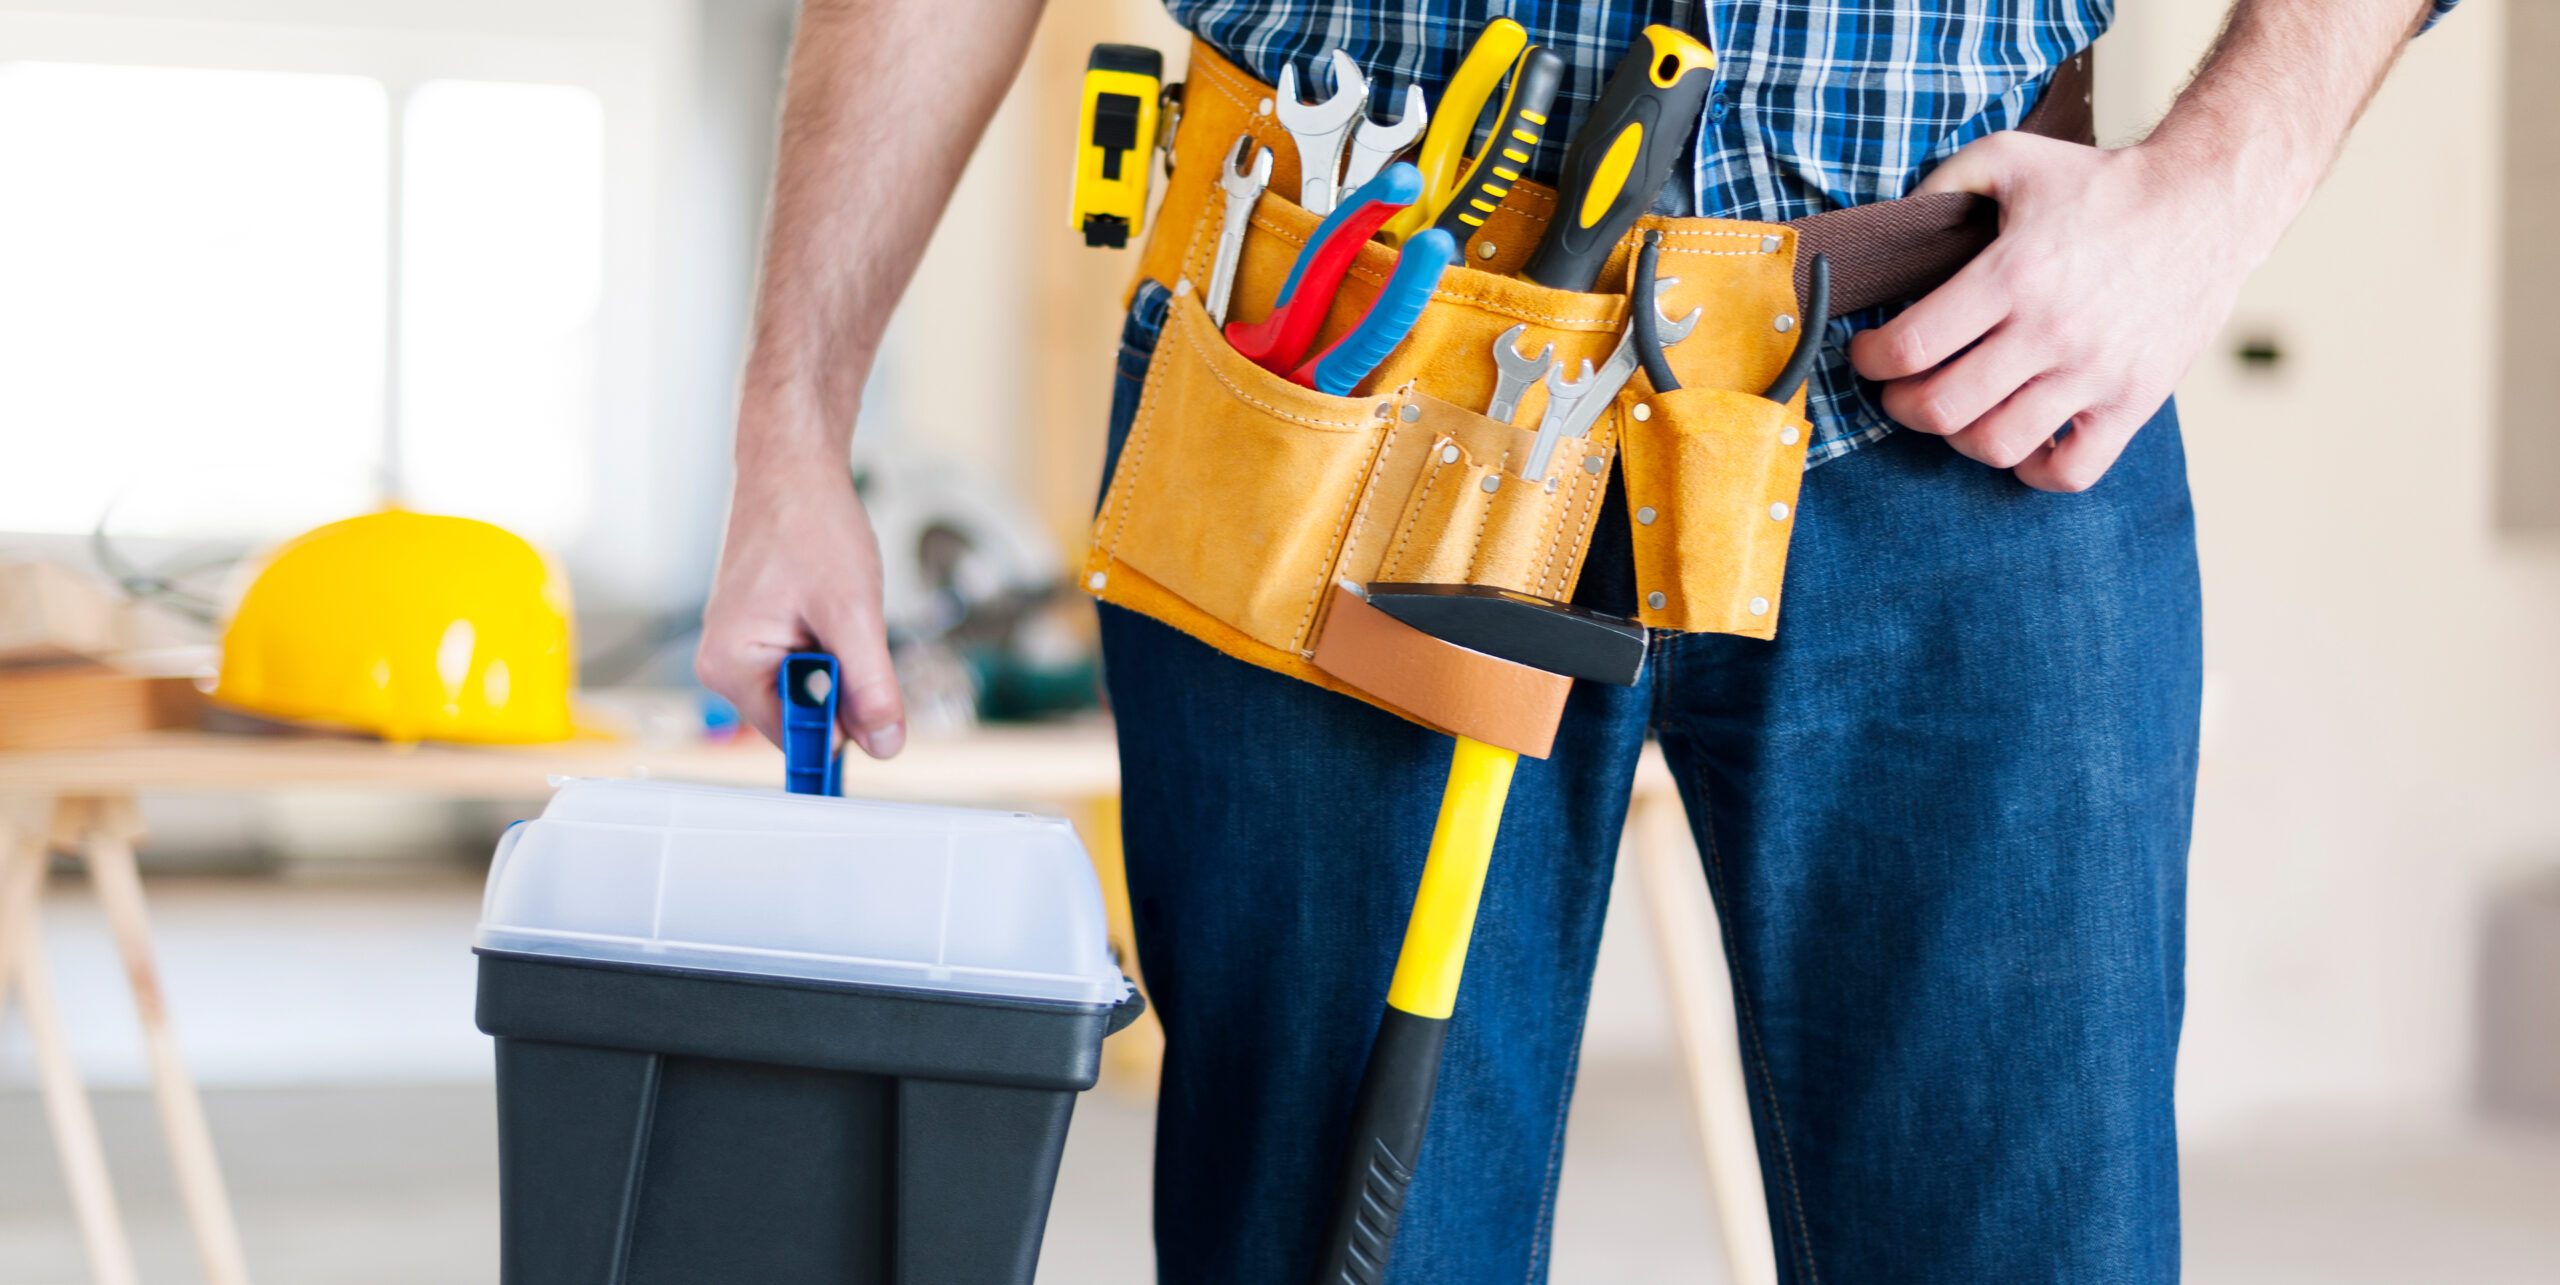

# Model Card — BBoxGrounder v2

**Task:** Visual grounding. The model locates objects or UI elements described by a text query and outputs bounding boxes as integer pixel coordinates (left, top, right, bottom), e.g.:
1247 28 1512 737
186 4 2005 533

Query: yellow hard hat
214 509 575 744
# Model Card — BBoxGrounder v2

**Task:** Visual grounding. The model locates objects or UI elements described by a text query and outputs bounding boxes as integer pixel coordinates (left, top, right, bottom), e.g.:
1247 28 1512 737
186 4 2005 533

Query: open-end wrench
1524 358 1597 478
1275 50 1367 216
1485 324 1555 424
1206 136 1273 326
1341 83 1427 195
1522 279 1702 478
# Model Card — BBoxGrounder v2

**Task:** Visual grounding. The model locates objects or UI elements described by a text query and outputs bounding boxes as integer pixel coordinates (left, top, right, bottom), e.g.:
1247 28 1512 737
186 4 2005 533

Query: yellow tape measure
1071 44 1164 248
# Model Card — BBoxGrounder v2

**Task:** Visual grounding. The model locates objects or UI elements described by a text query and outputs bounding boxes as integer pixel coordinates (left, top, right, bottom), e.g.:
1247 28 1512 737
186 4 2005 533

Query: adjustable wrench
1275 50 1367 215
1485 324 1555 424
1521 280 1702 478
1206 136 1272 326
1340 83 1427 194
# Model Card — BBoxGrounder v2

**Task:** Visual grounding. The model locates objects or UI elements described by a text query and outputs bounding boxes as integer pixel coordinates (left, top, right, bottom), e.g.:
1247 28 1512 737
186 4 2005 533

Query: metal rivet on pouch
1442 444 1461 464
1583 455 1604 474
1631 403 1651 422
1770 502 1790 521
1636 506 1656 525
1748 596 1770 616
1477 242 1499 261
1401 403 1422 422
1174 278 1193 297
1088 572 1108 591
1775 314 1796 333
1481 475 1501 494
1544 477 1559 494
1258 98 1274 116
1779 425 1800 446
1376 401 1394 418
1648 591 1667 610
1761 235 1782 253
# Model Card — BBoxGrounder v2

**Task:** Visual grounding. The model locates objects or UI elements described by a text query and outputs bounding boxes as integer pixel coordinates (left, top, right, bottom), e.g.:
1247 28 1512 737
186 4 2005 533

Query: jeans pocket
1098 279 1173 514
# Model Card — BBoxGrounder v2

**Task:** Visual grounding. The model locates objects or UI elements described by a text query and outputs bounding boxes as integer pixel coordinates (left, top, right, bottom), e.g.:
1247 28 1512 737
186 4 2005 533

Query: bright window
400 80 604 544
0 62 388 536
0 62 606 547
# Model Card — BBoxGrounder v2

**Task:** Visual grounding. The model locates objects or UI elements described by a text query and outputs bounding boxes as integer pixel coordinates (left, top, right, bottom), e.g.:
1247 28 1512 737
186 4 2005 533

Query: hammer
1311 583 1645 1283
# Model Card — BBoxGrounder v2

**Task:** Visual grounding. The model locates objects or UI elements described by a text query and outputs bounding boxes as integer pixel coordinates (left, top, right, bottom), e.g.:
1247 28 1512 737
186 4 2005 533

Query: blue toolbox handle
779 652 841 796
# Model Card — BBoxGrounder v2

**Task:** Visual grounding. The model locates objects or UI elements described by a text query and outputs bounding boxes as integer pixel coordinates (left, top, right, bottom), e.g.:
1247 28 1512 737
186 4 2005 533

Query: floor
4 874 2557 1282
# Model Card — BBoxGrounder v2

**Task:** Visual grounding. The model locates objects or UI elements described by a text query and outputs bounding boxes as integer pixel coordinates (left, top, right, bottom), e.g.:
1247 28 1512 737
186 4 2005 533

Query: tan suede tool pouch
1085 40 1815 729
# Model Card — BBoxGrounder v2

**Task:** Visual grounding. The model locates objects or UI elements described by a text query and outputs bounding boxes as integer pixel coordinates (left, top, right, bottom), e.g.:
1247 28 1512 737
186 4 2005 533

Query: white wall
2104 0 2560 1139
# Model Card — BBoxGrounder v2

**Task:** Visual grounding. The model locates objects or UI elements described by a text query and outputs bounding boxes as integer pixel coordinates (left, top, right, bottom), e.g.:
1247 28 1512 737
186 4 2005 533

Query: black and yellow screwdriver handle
1429 46 1565 251
1313 736 1516 1285
1520 25 1716 292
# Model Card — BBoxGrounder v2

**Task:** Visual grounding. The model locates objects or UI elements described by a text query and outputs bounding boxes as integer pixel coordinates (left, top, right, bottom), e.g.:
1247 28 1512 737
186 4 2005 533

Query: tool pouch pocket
1086 286 1614 712
1616 387 1812 637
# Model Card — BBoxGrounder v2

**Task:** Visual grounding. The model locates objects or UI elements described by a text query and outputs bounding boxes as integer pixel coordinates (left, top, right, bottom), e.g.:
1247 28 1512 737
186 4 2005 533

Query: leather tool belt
1085 38 2094 755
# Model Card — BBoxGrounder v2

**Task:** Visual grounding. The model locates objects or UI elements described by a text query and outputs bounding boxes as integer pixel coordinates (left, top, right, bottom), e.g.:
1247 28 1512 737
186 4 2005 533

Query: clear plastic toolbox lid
476 779 1131 1007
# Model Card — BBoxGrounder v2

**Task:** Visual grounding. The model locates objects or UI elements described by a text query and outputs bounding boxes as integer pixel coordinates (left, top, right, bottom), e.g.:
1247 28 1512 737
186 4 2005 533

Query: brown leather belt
1796 48 2093 312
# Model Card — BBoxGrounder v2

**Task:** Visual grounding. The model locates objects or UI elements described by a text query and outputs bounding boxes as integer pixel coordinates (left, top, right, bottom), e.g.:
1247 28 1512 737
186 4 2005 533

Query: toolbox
473 777 1141 1285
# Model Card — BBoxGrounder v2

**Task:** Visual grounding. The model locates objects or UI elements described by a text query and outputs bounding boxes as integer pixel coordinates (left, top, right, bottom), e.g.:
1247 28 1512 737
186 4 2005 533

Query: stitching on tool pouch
1182 320 1375 429
1385 443 1453 579
1339 418 1404 594
1462 450 1507 580
1103 310 1183 562
1294 426 1376 650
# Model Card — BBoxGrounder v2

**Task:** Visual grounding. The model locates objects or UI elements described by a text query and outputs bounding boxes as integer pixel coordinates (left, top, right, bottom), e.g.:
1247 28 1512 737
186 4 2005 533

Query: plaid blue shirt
1167 0 2459 465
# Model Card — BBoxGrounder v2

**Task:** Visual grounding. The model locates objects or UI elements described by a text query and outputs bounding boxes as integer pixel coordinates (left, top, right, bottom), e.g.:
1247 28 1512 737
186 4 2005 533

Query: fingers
2012 406 2146 493
1850 257 2009 382
1876 325 2050 438
1914 128 2046 199
813 594 907 760
696 633 790 749
1942 373 2088 471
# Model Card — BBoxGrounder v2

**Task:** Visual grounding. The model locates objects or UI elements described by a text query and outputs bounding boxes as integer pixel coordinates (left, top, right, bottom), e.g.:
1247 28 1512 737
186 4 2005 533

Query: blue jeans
1098 286 2199 1283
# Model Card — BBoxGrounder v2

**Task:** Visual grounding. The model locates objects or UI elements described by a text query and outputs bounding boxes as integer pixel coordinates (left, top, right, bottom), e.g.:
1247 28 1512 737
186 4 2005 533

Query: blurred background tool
1205 136 1272 325
1382 17 1528 243
1071 44 1164 248
1521 25 1716 290
1275 49 1367 215
1432 45 1564 252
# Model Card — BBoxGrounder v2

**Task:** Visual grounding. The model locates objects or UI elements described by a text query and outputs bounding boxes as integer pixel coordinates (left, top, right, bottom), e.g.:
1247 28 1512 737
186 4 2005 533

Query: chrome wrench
1525 358 1598 477
1206 136 1273 326
1275 50 1367 216
1522 279 1701 478
1341 83 1427 194
1485 324 1556 423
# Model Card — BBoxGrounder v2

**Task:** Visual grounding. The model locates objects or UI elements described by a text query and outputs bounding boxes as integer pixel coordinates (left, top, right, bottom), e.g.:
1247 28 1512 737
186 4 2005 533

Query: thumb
813 594 907 760
1915 130 2035 199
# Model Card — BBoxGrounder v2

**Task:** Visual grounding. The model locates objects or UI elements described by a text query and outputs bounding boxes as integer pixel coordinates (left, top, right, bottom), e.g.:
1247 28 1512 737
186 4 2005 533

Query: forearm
737 0 1046 481
2138 0 2431 256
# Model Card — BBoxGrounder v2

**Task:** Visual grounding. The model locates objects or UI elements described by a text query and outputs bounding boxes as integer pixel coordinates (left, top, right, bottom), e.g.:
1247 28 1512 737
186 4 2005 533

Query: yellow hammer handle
1380 19 1528 245
1383 735 1519 1018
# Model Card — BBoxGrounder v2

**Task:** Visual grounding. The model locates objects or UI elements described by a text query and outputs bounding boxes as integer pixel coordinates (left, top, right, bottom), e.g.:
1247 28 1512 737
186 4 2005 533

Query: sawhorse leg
1 794 254 1285
1 796 141 1285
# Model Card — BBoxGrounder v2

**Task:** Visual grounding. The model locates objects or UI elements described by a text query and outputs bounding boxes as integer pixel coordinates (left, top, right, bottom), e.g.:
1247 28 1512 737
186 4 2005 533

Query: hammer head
1361 582 1647 686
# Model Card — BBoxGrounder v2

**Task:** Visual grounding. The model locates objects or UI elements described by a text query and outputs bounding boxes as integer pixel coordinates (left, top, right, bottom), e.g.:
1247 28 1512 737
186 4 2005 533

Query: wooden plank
0 666 203 752
8 849 143 1285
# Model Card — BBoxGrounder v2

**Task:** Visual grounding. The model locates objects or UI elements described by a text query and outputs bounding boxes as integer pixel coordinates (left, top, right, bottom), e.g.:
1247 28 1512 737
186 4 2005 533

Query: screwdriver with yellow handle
1521 25 1718 291
1379 18 1527 245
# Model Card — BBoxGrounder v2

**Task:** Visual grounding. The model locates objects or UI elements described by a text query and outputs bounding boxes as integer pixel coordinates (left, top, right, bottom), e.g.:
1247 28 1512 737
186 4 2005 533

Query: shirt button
1708 98 1729 122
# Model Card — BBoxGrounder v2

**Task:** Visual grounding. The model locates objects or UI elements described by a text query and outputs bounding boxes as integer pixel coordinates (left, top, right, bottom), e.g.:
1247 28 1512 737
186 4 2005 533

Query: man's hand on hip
1851 0 2434 492
1848 136 2256 493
